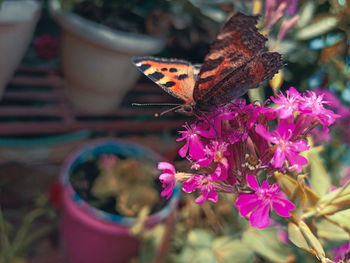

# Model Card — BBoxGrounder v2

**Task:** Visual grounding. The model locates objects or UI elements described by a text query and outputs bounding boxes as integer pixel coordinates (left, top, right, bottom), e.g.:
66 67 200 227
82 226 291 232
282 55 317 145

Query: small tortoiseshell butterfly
132 12 283 115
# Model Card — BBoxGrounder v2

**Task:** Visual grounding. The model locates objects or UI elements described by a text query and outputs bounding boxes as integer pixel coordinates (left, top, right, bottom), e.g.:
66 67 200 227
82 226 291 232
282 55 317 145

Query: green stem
20 223 57 255
11 208 48 255
0 207 12 261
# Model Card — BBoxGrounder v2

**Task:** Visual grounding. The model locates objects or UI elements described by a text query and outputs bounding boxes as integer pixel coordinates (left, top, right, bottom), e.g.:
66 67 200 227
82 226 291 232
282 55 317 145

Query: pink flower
34 34 58 59
271 87 302 119
227 100 260 143
265 0 298 28
280 0 298 16
177 123 205 159
207 105 237 137
182 174 218 204
235 175 295 229
333 242 350 262
158 162 176 199
256 121 310 172
299 90 340 132
194 141 229 181
277 15 299 41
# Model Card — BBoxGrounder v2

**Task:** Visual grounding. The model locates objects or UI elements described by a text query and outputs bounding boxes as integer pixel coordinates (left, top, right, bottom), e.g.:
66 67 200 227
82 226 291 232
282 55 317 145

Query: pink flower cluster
265 0 299 41
158 87 339 228
311 89 350 146
333 241 350 262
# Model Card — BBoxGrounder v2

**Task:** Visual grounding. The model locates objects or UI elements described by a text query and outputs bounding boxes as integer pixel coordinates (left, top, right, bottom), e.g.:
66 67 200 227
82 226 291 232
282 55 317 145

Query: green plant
0 196 57 263
89 155 160 217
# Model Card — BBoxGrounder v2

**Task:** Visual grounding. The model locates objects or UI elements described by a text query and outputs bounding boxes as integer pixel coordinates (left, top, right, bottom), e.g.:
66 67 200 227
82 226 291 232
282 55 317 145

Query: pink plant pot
60 139 180 263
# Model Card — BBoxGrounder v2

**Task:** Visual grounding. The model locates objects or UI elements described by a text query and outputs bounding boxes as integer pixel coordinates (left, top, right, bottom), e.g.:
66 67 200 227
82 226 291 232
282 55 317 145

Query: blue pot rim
60 138 180 227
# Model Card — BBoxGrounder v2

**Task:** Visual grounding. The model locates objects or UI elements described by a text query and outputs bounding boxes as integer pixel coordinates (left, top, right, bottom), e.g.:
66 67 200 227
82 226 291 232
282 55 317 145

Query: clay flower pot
49 0 165 113
60 139 180 263
0 0 41 98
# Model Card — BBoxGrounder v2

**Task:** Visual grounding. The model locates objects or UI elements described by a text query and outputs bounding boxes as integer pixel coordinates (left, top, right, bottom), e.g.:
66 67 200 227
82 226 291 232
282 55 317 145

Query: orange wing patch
132 57 195 104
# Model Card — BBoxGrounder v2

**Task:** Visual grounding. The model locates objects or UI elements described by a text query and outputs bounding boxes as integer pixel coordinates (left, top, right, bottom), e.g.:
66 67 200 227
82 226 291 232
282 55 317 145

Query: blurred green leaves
295 16 339 40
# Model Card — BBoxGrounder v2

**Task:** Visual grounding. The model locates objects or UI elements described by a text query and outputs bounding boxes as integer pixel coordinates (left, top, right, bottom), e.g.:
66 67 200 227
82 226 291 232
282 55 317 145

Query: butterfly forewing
198 51 283 106
132 56 195 103
193 13 271 106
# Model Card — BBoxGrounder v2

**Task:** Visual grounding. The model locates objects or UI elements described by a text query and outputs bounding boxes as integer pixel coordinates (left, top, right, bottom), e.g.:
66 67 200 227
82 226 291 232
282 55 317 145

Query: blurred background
0 0 349 262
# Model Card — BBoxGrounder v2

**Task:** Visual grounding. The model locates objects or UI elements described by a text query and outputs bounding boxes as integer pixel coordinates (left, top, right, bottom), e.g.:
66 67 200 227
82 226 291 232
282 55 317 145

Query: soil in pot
69 154 167 218
72 0 169 35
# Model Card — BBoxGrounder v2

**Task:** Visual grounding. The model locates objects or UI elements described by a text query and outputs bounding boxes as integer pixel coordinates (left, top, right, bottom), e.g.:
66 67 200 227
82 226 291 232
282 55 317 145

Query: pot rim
49 0 165 54
60 138 180 227
0 0 41 24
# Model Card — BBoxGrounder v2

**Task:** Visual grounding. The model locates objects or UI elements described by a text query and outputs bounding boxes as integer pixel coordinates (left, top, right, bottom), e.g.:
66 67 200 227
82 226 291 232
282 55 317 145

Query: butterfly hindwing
132 56 195 103
193 12 271 106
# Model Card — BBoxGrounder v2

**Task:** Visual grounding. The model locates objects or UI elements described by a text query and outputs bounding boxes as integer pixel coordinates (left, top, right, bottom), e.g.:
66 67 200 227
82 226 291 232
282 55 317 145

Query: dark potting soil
69 155 167 217
72 1 147 34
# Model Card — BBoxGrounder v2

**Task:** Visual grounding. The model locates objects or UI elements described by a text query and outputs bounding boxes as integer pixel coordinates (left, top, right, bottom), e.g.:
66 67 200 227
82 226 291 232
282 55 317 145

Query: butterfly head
175 102 196 116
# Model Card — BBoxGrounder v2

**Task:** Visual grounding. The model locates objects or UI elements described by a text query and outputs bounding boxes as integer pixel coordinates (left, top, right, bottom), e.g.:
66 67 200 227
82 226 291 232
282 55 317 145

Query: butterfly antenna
158 105 183 116
132 103 181 107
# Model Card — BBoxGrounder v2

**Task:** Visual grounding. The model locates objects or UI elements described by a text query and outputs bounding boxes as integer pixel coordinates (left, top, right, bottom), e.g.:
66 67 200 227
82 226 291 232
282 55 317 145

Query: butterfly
132 12 283 115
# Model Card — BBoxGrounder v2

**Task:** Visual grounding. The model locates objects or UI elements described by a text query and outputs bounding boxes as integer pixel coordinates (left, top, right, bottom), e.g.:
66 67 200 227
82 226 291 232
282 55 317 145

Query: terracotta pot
49 0 165 113
60 139 180 263
0 0 41 98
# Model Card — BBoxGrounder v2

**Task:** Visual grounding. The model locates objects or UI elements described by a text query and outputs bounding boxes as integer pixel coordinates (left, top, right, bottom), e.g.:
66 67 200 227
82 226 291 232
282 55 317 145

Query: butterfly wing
193 12 282 107
132 56 196 104
200 52 282 106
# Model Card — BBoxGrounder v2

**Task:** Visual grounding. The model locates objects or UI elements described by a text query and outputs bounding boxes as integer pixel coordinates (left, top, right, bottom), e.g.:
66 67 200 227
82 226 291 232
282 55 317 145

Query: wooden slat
3 91 57 100
0 67 189 136
0 106 62 116
0 120 186 135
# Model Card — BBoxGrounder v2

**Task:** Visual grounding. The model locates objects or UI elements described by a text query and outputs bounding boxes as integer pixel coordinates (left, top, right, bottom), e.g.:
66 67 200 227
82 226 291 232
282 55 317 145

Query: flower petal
189 136 205 159
272 198 295 217
256 124 276 142
158 162 175 173
178 140 189 158
235 194 260 217
285 150 308 171
273 146 286 168
249 204 270 229
159 172 174 183
246 175 259 190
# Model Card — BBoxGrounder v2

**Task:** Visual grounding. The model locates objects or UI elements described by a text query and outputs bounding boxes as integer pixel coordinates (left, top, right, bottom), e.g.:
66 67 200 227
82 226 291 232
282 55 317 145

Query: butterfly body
132 12 283 114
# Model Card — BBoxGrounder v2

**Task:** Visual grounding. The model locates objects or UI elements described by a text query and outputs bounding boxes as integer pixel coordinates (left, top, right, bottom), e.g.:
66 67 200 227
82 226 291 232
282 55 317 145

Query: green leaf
187 229 214 248
242 228 291 262
317 181 350 216
196 249 218 263
295 16 338 40
178 248 217 263
288 221 326 260
274 172 320 206
297 1 316 28
276 40 297 55
325 209 350 232
309 152 331 196
288 222 311 252
178 247 197 263
317 219 349 241
213 237 255 263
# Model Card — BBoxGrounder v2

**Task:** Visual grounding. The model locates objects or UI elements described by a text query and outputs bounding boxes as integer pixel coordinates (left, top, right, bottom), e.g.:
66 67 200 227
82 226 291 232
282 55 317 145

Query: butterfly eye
183 105 193 113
